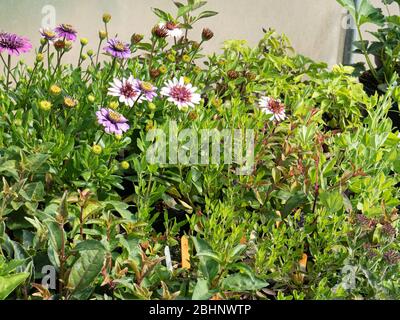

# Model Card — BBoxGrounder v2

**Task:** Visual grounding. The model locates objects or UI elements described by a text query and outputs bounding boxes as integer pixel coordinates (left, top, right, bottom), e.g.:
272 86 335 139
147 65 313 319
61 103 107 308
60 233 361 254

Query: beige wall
1 0 348 65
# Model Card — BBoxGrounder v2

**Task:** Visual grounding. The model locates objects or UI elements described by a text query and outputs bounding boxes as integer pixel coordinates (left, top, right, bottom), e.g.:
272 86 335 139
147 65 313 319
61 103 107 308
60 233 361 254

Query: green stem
355 23 379 81
77 45 84 67
6 54 11 91
95 39 104 65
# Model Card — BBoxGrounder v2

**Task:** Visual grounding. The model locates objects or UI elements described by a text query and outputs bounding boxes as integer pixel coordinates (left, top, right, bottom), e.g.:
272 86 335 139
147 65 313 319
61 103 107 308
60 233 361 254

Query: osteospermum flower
96 108 130 135
39 28 57 42
134 81 158 102
158 21 184 39
0 32 32 56
108 77 142 107
258 96 286 122
104 38 131 59
160 77 201 110
55 24 78 41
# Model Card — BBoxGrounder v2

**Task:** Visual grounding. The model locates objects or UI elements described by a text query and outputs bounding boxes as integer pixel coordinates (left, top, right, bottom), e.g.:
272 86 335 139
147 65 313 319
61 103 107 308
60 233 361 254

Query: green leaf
192 278 212 300
281 192 308 218
192 237 220 281
221 273 268 292
320 190 344 213
0 273 29 300
67 249 105 299
196 10 218 21
337 0 384 26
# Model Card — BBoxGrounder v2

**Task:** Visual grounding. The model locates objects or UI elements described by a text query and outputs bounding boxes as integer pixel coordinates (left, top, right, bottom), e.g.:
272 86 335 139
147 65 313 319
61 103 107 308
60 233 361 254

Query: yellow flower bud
92 144 103 155
109 101 119 110
88 95 95 103
80 38 89 46
102 13 112 23
99 30 108 40
39 100 52 111
49 85 62 96
36 53 44 62
120 161 130 170
182 54 191 63
159 65 167 74
167 54 175 62
148 103 156 111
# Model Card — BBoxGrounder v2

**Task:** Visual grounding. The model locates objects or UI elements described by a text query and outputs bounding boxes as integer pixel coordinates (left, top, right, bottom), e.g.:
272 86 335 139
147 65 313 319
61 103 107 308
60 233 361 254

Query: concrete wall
0 0 348 66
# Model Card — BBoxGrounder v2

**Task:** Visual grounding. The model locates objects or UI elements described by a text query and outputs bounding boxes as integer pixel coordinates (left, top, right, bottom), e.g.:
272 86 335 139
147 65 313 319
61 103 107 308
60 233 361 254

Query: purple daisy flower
134 80 158 102
0 32 32 56
39 28 57 42
104 38 131 59
96 108 130 135
55 24 78 41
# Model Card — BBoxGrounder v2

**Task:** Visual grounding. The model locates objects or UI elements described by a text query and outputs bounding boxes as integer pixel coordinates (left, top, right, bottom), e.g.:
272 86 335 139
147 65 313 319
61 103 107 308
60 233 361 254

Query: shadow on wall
1 0 345 65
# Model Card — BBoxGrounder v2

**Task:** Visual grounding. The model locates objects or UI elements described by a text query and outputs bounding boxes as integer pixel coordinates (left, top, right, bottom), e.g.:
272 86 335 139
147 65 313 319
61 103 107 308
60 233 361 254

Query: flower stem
355 23 379 82
96 39 104 65
6 54 11 91
95 131 106 145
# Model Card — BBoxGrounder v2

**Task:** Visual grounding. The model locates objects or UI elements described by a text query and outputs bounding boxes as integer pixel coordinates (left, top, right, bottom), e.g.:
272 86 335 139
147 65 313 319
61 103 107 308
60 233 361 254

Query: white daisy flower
161 77 201 110
158 22 184 39
108 76 143 107
258 96 286 122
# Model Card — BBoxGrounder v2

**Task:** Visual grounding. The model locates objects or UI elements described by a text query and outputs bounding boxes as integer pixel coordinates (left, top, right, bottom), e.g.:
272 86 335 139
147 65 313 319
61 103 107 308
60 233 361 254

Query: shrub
0 0 399 300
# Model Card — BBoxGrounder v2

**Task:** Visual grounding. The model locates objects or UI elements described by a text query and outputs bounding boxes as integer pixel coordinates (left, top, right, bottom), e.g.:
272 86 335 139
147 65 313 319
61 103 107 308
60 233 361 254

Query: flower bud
36 53 44 62
87 49 94 57
167 53 175 62
80 38 89 46
39 100 52 111
150 68 161 79
227 70 239 80
120 161 130 170
148 103 157 111
99 30 108 40
49 84 62 96
92 144 103 155
131 33 144 44
102 13 112 23
202 28 214 41
54 40 66 51
182 54 191 63
109 101 119 109
188 111 198 120
88 95 95 103
64 96 78 108
158 65 167 74
152 25 168 38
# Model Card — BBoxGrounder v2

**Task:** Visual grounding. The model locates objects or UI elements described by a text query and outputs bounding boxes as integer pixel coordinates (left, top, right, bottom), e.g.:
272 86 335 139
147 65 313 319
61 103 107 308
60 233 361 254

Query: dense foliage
0 0 399 300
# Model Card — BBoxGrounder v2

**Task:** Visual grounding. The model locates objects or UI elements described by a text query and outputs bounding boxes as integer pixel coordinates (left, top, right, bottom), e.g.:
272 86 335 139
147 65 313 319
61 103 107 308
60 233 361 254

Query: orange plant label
181 235 191 270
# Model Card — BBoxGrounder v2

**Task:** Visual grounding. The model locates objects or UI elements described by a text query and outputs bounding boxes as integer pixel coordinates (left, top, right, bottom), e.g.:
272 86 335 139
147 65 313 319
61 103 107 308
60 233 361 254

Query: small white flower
258 96 286 122
158 22 184 39
108 76 143 107
161 77 201 110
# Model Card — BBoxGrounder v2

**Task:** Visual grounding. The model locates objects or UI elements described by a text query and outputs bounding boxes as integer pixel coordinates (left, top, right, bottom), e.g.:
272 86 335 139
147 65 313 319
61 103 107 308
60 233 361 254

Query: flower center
120 82 138 99
170 85 191 102
114 42 126 52
140 82 153 92
165 22 177 30
268 99 284 114
108 110 122 123
44 30 56 38
64 97 77 107
0 34 24 50
62 24 74 32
